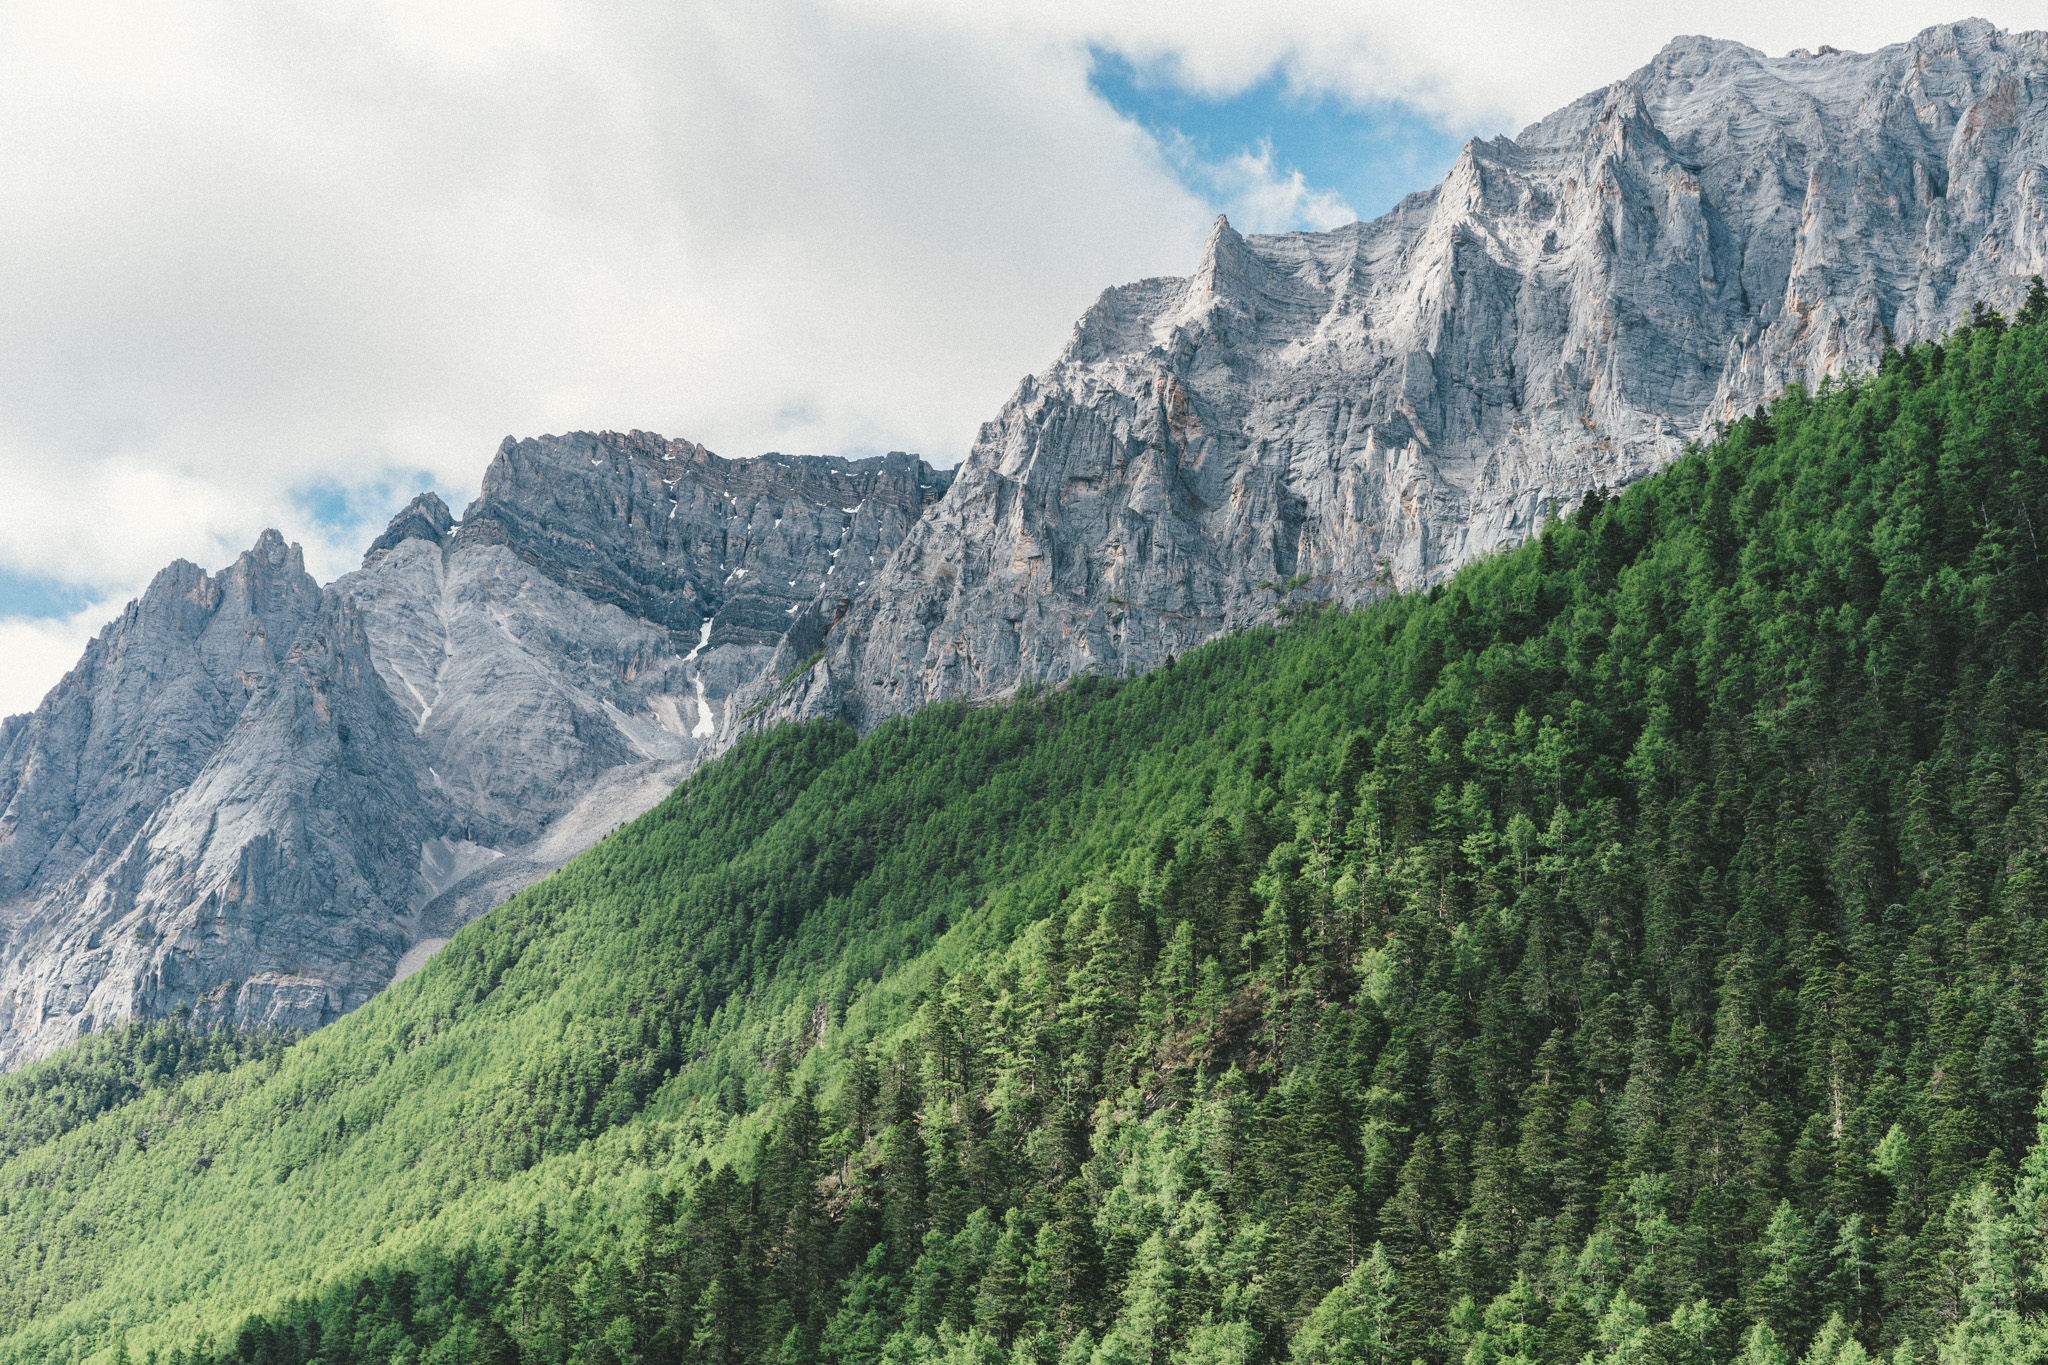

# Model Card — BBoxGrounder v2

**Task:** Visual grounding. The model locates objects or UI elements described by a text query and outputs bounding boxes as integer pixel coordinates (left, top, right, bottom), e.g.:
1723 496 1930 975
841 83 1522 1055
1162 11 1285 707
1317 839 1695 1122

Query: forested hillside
9 295 2048 1365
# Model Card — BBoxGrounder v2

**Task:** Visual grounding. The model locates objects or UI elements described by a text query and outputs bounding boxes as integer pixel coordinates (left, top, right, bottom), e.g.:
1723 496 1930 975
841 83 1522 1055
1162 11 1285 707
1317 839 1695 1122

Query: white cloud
1190 139 1356 235
0 600 126 720
3 0 2042 714
898 1 2048 133
0 0 1215 712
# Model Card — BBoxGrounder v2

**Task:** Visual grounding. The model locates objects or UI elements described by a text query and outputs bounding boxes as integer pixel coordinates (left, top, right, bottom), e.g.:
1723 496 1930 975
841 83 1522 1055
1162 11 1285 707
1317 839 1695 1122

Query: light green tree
1291 1242 1396 1365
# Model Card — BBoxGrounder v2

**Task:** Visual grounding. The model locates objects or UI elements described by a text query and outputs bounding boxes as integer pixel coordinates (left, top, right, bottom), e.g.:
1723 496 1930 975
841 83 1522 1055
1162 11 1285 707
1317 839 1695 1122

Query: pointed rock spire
1190 214 1254 298
362 492 455 566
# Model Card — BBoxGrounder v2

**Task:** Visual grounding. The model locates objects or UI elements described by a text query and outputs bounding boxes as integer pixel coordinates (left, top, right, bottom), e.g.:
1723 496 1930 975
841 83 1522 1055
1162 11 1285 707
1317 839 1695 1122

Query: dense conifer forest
9 295 2048 1365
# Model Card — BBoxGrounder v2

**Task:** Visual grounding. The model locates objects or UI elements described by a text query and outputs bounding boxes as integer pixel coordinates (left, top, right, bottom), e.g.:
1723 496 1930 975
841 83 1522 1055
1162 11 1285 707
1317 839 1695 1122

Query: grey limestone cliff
0 440 950 1067
9 18 2048 1066
0 536 427 1062
455 431 950 650
757 19 2048 732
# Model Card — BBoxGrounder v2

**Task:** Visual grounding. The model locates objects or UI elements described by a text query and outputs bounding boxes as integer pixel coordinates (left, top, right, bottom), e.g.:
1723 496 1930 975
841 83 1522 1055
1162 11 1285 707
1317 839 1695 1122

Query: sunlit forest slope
9 295 2048 1365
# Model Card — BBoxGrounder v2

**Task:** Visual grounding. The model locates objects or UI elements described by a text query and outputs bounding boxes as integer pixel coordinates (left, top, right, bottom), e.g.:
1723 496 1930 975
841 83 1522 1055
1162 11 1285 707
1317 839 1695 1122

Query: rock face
0 440 951 1067
761 19 2048 731
456 432 951 651
9 19 2048 1065
0 536 428 1063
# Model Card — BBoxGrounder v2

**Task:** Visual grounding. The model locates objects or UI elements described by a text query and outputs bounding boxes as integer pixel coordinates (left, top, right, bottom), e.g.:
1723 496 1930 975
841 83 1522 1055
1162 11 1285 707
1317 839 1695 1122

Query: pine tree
1291 1243 1396 1365
973 1212 1030 1345
1936 1180 2048 1365
692 1276 750 1365
1459 1273 1544 1365
1748 1200 1820 1348
1028 1182 1104 1345
1735 1323 1792 1365
1802 1312 1875 1365
1097 1232 1184 1365
1830 1212 1877 1334
2018 276 2048 328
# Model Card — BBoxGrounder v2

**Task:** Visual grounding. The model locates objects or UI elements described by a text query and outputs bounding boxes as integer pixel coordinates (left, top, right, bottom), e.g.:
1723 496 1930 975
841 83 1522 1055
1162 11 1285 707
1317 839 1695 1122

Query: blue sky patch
292 470 443 547
0 568 107 620
0 474 449 624
1089 51 1481 231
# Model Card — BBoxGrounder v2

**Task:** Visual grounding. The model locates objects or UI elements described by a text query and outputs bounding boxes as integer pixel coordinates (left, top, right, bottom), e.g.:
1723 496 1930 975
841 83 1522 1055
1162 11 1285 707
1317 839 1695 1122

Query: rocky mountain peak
362 492 455 567
449 429 951 648
11 20 2048 1069
0 428 955 1067
1189 214 1252 296
759 18 2048 736
0 530 324 924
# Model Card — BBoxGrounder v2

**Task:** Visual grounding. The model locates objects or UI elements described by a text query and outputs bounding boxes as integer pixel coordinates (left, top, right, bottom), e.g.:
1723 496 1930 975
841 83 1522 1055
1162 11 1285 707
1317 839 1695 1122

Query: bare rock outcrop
10 18 2048 1065
0 440 950 1067
761 20 2048 731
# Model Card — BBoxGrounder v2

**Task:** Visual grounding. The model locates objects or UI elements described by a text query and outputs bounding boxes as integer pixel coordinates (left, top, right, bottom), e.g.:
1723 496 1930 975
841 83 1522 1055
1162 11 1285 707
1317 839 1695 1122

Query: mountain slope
765 19 2048 733
4 302 2048 1364
11 19 2048 1068
0 439 951 1068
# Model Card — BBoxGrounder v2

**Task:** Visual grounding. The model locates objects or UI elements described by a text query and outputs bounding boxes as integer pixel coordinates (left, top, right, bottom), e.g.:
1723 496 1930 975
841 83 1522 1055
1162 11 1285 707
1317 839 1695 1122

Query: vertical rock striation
0 440 951 1067
765 20 2048 731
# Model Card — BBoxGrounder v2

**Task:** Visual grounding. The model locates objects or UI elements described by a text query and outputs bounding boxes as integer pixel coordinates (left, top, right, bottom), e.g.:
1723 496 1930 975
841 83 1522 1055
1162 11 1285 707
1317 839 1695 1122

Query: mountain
758 19 2048 732
2 301 2047 1364
0 436 950 1068
9 17 2048 1067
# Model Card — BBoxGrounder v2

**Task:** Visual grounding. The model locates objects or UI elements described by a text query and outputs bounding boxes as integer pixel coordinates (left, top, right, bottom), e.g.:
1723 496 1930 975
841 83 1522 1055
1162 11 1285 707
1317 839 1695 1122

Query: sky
2 1 2044 717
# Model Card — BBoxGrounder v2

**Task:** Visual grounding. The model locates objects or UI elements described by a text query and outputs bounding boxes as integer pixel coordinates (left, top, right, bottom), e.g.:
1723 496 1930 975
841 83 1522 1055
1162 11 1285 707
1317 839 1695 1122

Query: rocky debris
392 753 700 981
758 19 2048 732
332 536 702 851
